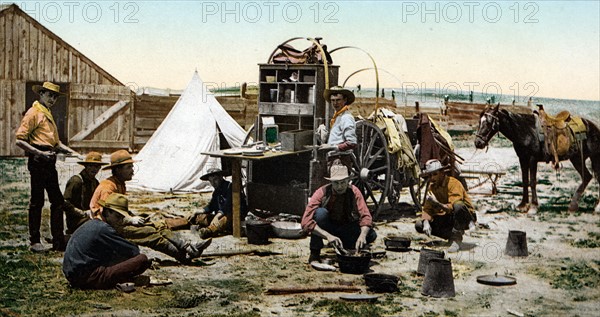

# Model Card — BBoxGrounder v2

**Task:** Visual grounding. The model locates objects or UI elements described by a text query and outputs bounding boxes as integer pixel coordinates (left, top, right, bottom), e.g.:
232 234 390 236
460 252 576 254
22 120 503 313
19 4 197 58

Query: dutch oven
337 250 372 274
383 235 411 250
271 221 306 239
364 273 400 293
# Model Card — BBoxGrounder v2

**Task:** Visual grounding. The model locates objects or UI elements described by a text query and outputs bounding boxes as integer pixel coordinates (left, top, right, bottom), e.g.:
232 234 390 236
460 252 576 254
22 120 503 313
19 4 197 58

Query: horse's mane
500 109 536 125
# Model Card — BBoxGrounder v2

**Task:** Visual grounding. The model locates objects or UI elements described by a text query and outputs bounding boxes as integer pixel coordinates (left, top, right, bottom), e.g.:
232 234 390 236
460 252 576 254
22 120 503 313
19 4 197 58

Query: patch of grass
313 299 384 317
530 259 600 290
204 278 260 301
572 232 600 248
444 309 459 317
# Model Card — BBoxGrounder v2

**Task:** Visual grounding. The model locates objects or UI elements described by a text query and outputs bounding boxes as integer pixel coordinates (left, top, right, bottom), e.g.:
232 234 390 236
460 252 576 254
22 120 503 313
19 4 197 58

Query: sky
13 0 600 101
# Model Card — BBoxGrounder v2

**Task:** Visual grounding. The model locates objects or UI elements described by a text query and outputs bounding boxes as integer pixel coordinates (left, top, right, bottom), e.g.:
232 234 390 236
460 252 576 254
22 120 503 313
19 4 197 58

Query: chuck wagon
207 38 421 236
242 38 421 219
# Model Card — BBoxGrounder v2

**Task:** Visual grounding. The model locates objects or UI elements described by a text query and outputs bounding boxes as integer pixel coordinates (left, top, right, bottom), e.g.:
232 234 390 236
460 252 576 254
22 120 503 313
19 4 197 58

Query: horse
474 103 600 214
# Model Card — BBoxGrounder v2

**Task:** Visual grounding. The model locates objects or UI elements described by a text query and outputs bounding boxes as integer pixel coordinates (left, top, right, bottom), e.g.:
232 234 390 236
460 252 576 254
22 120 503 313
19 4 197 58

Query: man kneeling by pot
415 159 477 253
301 163 377 263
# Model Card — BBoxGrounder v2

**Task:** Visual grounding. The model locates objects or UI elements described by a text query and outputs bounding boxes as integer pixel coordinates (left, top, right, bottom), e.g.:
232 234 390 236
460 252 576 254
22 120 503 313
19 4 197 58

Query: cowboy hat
325 164 351 181
102 150 139 170
77 151 108 166
323 86 355 105
200 167 223 181
420 159 449 177
32 82 65 95
98 193 131 218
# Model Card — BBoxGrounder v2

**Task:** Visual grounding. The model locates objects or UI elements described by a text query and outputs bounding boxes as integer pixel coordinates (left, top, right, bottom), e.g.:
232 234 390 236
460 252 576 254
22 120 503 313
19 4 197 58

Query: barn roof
0 3 125 86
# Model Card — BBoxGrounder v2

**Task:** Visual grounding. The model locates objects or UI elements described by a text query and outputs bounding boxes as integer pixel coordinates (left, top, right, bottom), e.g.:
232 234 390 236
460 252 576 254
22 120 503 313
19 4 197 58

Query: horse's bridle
475 112 500 147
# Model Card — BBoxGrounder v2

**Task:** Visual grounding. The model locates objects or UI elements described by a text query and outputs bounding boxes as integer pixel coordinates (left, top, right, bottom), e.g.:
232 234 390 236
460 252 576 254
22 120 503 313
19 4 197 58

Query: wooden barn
0 4 133 156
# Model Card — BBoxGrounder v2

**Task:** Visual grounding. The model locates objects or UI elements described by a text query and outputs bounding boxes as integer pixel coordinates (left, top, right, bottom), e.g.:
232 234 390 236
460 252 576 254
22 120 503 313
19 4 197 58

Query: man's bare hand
128 216 146 226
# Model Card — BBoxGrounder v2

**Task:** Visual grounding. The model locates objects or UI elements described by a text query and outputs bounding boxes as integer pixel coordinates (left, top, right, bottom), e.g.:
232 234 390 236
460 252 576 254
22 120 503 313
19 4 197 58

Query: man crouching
416 159 477 253
301 163 377 263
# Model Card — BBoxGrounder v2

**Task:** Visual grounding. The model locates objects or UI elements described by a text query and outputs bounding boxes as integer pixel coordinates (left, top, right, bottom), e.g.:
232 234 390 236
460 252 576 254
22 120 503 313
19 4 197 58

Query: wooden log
265 285 361 295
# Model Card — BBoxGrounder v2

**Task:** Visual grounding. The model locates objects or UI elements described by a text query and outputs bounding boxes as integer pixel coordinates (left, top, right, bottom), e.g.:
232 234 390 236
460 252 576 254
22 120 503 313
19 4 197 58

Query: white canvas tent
131 71 246 192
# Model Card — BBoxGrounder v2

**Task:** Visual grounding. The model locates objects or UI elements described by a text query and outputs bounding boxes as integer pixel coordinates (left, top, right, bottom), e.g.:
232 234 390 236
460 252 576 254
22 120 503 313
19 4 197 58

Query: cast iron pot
364 273 400 293
383 236 411 249
337 251 372 274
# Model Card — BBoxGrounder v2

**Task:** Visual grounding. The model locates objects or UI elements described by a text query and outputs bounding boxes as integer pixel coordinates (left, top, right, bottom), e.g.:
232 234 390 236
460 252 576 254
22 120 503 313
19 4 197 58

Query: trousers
309 207 377 251
27 154 64 246
70 254 151 289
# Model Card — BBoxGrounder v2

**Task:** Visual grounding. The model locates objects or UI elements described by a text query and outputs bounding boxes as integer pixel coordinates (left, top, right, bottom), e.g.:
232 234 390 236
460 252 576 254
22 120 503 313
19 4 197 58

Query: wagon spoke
353 120 391 218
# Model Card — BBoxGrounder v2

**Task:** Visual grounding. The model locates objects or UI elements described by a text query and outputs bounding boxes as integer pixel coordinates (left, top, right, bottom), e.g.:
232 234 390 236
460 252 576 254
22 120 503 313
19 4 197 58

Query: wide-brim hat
32 82 65 95
420 159 450 177
98 193 130 218
200 167 223 181
325 164 351 181
77 151 108 166
102 149 139 170
324 86 355 105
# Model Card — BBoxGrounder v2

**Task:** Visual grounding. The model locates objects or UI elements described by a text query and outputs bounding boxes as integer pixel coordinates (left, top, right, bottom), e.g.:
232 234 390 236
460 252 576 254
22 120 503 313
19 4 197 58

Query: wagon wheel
351 120 392 218
387 165 422 212
409 176 422 211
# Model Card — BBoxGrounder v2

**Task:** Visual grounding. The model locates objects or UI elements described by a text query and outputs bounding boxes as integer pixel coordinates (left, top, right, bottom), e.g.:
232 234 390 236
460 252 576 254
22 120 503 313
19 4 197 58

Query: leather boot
199 215 229 239
185 238 212 259
161 240 189 263
448 229 463 253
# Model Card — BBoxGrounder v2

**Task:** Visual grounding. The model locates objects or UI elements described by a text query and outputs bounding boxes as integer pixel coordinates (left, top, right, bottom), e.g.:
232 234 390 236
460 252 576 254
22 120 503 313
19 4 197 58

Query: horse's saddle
272 42 333 65
537 107 587 169
541 110 571 128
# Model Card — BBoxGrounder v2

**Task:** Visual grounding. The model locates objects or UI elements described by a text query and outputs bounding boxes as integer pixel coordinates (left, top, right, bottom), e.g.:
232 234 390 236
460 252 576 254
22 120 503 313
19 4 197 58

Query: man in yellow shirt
416 159 477 253
15 82 73 252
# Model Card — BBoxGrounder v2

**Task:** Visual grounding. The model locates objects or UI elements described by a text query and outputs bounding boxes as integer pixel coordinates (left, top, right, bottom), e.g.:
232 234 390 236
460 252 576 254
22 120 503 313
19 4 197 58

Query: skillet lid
476 273 517 286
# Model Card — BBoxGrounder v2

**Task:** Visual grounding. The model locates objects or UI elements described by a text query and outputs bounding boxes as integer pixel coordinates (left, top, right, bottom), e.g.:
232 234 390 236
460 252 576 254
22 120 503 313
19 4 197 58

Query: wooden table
202 149 309 237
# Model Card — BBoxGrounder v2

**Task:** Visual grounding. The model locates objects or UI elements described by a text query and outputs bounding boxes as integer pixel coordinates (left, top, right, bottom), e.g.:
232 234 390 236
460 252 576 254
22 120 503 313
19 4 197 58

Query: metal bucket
505 230 528 256
364 273 400 293
245 221 271 245
417 248 445 276
421 258 455 298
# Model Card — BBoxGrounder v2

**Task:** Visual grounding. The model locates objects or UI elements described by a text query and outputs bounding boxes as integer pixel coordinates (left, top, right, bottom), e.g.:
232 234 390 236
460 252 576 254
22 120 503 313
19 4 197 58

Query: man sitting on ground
62 193 151 290
193 168 248 239
90 150 212 263
63 151 107 234
415 159 477 253
301 164 377 263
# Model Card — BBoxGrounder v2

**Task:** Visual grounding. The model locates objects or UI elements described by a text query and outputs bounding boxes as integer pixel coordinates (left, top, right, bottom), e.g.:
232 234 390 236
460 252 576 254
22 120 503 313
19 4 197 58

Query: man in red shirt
301 164 377 263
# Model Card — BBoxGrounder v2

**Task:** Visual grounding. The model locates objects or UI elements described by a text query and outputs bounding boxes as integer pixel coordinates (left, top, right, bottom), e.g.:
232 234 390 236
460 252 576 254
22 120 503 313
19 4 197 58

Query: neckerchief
33 101 58 130
330 106 349 128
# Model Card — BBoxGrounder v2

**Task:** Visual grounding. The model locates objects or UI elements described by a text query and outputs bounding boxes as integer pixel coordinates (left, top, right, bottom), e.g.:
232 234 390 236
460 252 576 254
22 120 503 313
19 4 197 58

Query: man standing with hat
63 152 108 234
89 150 212 263
415 159 477 253
16 82 72 252
193 168 248 239
63 193 152 290
301 164 377 263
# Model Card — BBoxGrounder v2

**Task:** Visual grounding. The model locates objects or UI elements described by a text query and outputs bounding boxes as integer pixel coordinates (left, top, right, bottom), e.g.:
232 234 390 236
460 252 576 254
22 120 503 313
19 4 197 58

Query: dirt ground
1 142 599 317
